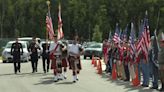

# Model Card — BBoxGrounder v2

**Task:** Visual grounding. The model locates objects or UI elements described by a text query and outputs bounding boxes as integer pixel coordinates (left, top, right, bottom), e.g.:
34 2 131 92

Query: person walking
11 38 23 74
28 37 41 73
41 40 50 73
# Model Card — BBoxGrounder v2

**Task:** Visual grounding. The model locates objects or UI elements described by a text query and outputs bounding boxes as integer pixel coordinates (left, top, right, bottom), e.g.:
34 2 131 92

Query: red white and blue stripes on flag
113 23 121 44
46 9 55 40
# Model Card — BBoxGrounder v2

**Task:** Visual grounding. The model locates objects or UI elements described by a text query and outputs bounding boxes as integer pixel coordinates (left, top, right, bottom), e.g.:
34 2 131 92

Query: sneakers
54 76 58 82
141 84 149 87
58 74 63 80
76 75 79 81
73 75 76 83
63 72 67 79
73 75 79 83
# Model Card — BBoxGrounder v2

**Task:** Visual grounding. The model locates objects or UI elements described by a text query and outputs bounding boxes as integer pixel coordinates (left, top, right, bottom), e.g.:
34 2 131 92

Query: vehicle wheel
84 56 86 59
90 57 92 59
2 60 6 63
99 57 102 59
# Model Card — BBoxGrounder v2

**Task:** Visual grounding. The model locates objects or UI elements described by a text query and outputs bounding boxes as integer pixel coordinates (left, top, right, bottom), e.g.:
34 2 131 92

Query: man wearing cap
158 32 164 91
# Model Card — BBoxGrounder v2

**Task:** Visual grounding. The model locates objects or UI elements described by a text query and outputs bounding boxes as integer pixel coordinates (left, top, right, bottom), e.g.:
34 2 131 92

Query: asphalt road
0 57 159 92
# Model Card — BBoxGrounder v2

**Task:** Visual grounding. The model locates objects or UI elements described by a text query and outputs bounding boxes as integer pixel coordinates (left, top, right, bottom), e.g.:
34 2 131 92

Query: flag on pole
113 23 120 44
129 22 136 62
123 24 128 42
46 9 55 40
57 3 64 40
136 11 151 62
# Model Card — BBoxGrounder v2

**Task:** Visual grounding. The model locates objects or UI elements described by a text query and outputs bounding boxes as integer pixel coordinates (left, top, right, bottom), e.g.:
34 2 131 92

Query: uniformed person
123 42 130 81
11 38 23 74
28 37 41 73
68 36 83 83
41 40 50 73
61 41 68 79
49 34 64 82
158 33 164 91
149 36 159 89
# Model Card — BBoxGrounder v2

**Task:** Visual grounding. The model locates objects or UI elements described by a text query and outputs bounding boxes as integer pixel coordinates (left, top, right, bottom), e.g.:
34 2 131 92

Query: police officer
11 38 23 74
41 40 50 73
28 37 41 73
158 33 164 91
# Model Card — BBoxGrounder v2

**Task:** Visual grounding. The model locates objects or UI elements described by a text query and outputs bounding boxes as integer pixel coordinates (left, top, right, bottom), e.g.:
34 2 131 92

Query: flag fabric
136 20 144 56
113 23 120 44
123 24 128 42
129 22 136 62
108 31 112 41
46 9 55 40
57 3 64 40
136 12 151 62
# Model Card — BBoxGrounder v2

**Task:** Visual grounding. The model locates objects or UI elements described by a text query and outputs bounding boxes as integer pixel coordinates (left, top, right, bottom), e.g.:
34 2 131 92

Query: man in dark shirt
41 41 50 73
11 38 23 74
28 37 41 73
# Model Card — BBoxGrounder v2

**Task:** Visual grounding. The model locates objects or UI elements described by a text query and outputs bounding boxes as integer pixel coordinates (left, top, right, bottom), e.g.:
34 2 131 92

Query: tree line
0 0 163 41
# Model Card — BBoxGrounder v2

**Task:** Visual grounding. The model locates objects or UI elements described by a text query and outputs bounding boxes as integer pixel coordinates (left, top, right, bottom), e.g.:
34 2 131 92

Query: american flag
129 22 136 61
113 23 120 44
57 3 64 40
46 9 55 40
136 12 151 62
123 24 128 42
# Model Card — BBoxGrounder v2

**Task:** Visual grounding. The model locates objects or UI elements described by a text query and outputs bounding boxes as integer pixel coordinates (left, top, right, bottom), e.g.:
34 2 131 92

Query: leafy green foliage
0 0 163 41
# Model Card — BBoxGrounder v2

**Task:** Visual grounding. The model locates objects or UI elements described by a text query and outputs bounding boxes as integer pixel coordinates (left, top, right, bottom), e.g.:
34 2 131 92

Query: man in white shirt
49 34 63 82
68 36 83 83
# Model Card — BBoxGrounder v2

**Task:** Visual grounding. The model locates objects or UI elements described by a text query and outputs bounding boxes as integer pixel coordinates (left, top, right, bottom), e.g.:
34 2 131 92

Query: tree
92 24 102 42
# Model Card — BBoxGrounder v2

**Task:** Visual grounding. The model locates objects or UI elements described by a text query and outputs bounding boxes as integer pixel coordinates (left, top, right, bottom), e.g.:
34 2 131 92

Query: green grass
0 56 2 60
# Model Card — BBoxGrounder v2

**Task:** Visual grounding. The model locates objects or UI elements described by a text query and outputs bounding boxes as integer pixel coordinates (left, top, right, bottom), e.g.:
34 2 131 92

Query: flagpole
46 0 50 48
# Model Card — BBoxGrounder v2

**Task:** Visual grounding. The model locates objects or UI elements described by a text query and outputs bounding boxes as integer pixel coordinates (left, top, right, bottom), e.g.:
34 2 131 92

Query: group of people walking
10 35 83 83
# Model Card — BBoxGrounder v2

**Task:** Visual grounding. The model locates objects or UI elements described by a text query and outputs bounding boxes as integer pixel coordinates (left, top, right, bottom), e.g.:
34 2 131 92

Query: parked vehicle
83 43 103 59
2 41 30 63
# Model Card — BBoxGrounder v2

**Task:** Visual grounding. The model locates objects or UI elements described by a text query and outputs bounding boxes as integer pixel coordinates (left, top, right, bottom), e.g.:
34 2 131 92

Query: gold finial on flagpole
46 0 50 10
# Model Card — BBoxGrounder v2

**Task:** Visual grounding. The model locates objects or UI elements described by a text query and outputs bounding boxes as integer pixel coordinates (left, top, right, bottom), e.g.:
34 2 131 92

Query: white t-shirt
49 41 61 55
68 44 80 56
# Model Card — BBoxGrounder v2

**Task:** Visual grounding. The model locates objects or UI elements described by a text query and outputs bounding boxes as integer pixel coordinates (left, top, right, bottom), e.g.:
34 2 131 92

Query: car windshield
88 44 101 48
6 43 26 48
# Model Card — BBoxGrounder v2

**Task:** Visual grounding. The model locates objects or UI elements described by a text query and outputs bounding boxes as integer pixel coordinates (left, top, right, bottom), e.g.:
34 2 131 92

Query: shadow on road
98 71 158 92
34 78 74 85
34 78 54 85
0 72 51 77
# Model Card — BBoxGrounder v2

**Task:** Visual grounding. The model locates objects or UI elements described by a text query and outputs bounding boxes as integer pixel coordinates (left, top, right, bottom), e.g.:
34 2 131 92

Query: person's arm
11 43 14 55
20 43 23 54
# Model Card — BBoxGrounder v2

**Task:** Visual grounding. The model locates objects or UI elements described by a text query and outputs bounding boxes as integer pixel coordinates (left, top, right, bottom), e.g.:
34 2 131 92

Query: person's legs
13 61 17 74
47 58 50 72
42 57 46 72
124 62 130 81
141 60 149 86
17 60 21 73
35 59 38 72
152 65 158 88
31 59 35 73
